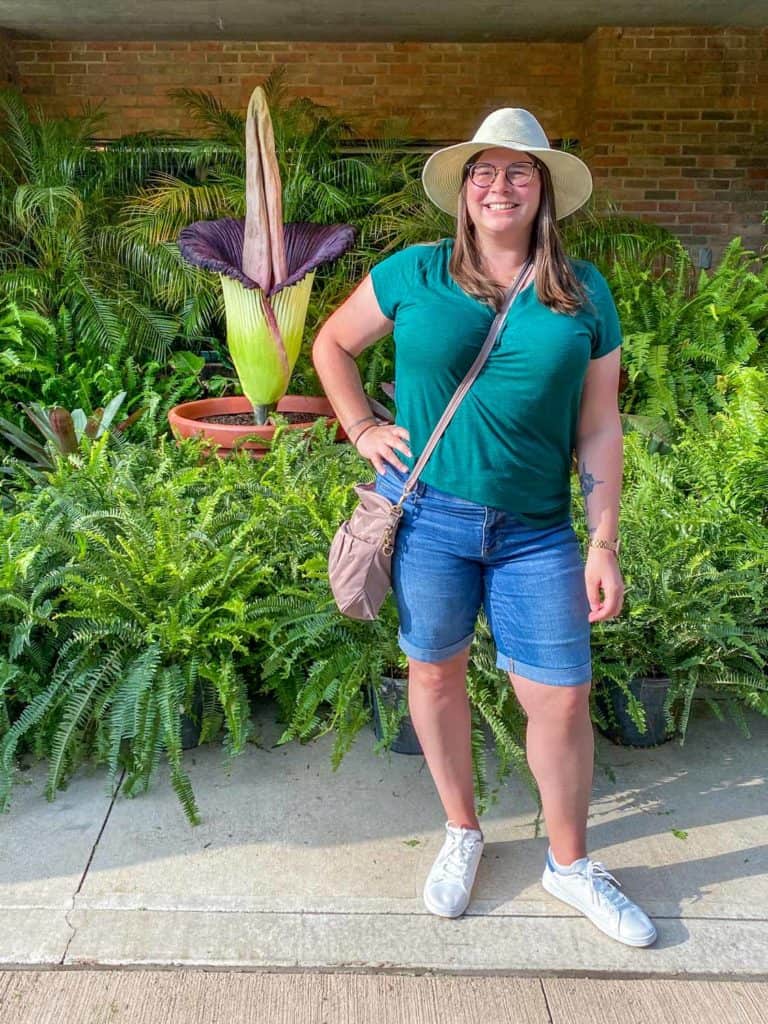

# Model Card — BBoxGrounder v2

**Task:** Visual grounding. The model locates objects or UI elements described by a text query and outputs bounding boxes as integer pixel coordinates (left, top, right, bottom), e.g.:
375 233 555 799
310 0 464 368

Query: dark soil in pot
201 411 331 426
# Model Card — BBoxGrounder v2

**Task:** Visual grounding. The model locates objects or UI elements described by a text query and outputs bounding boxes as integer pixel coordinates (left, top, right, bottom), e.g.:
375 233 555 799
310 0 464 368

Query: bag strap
395 256 533 503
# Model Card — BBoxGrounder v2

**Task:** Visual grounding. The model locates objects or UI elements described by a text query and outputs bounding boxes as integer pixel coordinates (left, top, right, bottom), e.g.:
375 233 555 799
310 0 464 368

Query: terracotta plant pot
168 394 345 457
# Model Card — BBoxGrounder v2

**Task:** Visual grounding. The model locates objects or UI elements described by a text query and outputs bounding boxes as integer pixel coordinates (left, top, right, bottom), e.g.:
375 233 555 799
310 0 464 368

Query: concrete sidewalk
1 699 767 978
1 971 767 1023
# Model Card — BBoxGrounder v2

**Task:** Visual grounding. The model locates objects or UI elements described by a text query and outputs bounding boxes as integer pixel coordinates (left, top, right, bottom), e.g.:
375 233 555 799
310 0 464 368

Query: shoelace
585 860 630 912
434 830 483 882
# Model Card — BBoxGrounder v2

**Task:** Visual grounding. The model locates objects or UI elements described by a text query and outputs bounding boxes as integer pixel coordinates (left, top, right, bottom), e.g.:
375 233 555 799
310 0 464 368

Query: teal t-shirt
369 238 622 527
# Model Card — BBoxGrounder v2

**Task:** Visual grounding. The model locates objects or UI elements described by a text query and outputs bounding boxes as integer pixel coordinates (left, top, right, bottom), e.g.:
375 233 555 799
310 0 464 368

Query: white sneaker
423 821 484 918
542 847 658 947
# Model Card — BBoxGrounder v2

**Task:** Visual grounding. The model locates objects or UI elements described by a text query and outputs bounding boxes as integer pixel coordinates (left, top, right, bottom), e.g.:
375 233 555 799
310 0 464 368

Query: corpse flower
178 86 355 424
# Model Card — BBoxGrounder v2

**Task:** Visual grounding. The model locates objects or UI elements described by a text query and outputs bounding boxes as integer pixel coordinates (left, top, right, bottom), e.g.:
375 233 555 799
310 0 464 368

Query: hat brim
422 141 593 221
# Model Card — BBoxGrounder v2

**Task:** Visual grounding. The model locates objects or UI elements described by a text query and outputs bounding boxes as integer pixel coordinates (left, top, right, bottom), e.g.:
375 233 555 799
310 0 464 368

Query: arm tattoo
579 459 604 536
579 460 604 498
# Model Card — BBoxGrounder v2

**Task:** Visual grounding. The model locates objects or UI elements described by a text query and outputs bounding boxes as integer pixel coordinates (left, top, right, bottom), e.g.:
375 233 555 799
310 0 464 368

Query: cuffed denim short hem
397 628 475 664
495 653 593 687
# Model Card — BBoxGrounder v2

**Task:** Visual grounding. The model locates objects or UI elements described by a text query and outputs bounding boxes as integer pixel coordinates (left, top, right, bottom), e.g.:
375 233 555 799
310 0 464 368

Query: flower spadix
178 86 354 423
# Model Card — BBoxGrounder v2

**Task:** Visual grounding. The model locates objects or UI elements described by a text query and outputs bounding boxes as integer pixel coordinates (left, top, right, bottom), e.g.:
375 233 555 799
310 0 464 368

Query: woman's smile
483 200 522 213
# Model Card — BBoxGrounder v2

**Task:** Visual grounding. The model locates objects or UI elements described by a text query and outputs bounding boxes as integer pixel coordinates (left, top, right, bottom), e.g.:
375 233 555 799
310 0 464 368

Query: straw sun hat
422 108 593 221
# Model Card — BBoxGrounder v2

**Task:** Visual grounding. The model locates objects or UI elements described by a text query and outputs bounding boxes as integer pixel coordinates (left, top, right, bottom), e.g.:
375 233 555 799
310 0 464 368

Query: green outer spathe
220 271 316 407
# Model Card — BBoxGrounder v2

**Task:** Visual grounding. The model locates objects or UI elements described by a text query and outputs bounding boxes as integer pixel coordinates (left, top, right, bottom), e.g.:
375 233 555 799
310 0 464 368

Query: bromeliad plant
178 86 355 424
0 393 132 471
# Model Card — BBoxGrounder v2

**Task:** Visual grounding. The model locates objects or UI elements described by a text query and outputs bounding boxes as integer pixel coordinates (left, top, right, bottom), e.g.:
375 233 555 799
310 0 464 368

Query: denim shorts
374 466 592 687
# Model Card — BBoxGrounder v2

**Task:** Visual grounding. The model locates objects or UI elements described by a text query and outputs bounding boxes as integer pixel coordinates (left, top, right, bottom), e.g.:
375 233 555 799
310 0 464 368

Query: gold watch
588 535 621 556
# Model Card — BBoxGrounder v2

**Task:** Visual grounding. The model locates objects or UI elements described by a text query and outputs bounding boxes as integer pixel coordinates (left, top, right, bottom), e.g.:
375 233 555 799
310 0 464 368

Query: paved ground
0 971 767 1023
1 698 766 993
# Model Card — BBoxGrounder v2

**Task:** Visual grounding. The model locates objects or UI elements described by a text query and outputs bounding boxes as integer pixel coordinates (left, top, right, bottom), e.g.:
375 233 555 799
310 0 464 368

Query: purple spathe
178 218 356 296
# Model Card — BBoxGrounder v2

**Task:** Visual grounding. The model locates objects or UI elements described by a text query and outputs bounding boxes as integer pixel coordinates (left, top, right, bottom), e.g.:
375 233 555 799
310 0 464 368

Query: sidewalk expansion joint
60 768 126 965
538 978 555 1024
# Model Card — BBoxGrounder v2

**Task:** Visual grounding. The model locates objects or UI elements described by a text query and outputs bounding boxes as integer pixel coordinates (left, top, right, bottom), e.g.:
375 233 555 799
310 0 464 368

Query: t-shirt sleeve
584 265 623 359
368 246 421 321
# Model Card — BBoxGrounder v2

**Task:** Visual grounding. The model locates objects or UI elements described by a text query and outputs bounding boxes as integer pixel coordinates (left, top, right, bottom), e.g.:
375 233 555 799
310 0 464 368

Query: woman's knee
509 671 591 722
408 647 471 691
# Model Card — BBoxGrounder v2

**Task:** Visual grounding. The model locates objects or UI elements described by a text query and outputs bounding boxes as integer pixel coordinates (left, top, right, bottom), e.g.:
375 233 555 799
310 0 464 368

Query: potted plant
593 675 676 748
169 86 356 456
366 621 423 756
588 429 768 747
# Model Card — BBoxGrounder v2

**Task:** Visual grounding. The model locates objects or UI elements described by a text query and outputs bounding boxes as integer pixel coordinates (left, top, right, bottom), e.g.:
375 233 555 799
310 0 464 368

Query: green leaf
98 391 127 435
171 351 205 376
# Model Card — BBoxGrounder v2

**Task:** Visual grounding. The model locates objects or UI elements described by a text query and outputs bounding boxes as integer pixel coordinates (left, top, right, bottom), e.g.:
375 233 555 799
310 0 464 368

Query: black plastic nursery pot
368 675 423 756
595 676 676 747
179 681 205 750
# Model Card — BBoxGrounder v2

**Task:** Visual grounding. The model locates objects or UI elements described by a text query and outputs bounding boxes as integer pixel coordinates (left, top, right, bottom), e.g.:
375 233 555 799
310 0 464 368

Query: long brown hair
449 152 588 315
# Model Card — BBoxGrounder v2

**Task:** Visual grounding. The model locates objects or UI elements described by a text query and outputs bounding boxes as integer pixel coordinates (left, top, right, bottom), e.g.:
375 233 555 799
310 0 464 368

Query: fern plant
669 365 768 524
0 296 140 426
583 427 768 744
610 239 768 435
0 295 227 481
0 434 279 824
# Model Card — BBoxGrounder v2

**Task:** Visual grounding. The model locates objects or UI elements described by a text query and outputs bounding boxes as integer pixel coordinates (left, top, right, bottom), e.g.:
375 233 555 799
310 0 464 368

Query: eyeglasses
465 161 538 188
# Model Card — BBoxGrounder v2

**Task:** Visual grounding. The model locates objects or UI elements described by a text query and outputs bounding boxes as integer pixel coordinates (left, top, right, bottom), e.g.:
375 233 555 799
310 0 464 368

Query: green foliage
0 296 129 421
0 435 276 823
0 295 226 476
0 88 185 360
561 209 679 274
583 419 768 744
670 365 768 523
612 239 768 433
361 157 455 253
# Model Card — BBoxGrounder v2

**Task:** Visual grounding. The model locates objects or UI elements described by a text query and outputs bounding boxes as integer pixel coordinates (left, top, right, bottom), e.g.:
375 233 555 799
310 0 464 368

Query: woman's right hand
355 423 412 475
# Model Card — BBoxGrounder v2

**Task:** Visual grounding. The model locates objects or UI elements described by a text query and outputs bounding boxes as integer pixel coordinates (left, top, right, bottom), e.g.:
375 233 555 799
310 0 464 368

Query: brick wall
0 29 17 86
12 39 583 142
583 27 768 256
7 28 768 257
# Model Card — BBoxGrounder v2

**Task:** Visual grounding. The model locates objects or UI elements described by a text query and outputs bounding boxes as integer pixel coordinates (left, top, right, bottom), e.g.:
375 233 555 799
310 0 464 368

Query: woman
312 108 657 948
